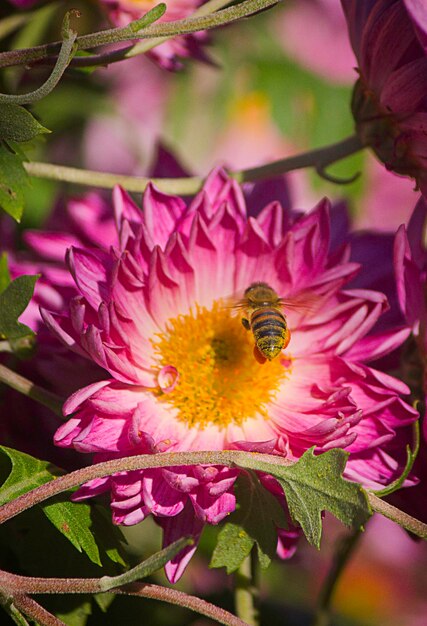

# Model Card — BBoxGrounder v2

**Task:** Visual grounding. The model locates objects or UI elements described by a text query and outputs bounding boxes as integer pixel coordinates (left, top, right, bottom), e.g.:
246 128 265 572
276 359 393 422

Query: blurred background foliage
0 1 424 625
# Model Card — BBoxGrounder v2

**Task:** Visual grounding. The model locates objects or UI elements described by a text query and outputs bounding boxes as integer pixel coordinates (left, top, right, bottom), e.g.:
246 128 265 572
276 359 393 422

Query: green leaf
99 537 193 592
0 143 30 221
42 495 103 567
271 448 371 548
0 104 50 143
90 505 127 567
210 472 286 573
0 447 123 567
0 273 38 340
0 252 11 294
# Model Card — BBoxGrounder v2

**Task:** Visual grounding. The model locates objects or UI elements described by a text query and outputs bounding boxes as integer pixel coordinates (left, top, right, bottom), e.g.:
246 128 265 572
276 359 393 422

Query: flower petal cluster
100 0 210 70
41 170 417 581
342 0 427 195
394 197 427 411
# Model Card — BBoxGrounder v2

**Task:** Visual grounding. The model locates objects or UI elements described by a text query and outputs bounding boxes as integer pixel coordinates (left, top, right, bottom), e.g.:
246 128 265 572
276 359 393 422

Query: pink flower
42 170 417 581
342 0 427 195
100 0 210 70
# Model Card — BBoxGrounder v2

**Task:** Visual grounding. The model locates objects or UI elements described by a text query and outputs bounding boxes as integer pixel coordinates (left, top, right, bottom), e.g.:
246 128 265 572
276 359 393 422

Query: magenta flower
100 0 209 70
342 0 427 195
41 170 417 581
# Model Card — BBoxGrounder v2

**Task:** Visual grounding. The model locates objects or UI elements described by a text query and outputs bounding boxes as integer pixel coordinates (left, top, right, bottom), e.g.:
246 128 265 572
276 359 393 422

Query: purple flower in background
342 0 427 195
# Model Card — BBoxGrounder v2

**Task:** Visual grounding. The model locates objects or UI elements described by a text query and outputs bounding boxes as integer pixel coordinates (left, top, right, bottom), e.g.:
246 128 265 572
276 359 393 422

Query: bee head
244 282 278 305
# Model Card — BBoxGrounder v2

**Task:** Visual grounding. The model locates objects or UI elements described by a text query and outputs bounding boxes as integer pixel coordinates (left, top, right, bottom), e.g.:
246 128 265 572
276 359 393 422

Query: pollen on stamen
151 301 292 429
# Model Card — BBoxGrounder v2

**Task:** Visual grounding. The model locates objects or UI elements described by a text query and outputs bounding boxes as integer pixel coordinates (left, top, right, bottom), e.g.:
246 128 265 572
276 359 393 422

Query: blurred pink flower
342 0 427 195
83 57 170 175
0 195 115 465
41 171 417 581
100 0 209 70
276 0 356 84
355 154 419 231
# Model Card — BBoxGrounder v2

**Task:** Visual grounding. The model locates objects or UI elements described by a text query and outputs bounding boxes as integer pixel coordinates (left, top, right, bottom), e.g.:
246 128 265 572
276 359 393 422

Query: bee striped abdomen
250 307 290 360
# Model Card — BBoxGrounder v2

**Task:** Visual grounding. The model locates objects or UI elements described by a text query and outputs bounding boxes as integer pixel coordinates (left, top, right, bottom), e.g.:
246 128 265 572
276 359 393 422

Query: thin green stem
0 363 63 417
0 25 76 104
125 0 233 58
0 0 280 69
234 552 259 626
24 135 364 194
49 0 232 69
313 529 363 626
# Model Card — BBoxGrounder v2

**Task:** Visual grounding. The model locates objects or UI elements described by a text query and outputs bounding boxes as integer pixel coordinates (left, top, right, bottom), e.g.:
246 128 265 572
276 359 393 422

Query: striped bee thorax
250 306 290 360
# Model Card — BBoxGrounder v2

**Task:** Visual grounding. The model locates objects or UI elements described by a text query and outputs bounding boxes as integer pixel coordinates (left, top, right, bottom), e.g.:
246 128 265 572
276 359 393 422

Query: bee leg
253 345 267 364
241 318 251 331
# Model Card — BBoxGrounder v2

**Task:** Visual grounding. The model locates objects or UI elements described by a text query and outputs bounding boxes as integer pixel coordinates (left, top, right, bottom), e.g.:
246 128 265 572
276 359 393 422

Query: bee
235 282 291 361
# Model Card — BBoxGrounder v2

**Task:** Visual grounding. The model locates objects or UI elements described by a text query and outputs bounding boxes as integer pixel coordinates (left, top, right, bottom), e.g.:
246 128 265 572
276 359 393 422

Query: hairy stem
0 363 63 417
234 552 259 626
0 449 425 540
0 570 247 626
0 25 76 104
313 529 362 626
367 493 427 540
10 596 65 626
66 0 234 68
24 135 364 193
0 0 280 69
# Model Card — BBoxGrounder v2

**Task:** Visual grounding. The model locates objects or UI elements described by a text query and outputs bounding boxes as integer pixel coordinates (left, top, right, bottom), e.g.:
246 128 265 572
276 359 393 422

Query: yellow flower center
151 301 290 429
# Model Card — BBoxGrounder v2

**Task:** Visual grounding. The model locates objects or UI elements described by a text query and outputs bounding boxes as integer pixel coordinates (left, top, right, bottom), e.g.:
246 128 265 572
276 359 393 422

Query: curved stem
0 26 76 104
0 0 280 70
234 552 259 626
0 363 63 417
63 0 234 68
313 529 362 626
0 448 425 541
24 135 364 194
0 571 247 626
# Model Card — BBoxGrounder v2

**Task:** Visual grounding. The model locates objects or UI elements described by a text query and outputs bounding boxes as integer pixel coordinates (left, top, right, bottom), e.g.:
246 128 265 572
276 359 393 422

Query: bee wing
221 289 248 311
277 290 324 315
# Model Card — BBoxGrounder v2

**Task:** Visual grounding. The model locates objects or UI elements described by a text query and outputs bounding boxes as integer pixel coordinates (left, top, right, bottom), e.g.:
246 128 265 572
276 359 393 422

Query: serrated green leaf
0 252 11 294
0 144 30 221
210 473 286 573
42 496 102 567
0 273 38 339
0 104 50 143
272 448 371 548
0 447 122 568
